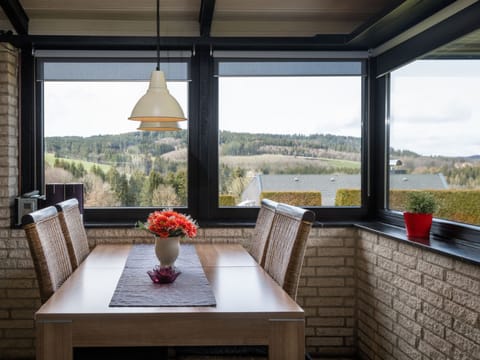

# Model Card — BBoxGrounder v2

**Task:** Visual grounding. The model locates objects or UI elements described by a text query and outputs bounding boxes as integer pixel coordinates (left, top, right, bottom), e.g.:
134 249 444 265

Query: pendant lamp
137 121 181 131
129 0 186 130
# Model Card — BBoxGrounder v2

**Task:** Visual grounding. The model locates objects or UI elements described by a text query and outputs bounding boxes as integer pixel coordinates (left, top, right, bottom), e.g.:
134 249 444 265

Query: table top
35 243 303 320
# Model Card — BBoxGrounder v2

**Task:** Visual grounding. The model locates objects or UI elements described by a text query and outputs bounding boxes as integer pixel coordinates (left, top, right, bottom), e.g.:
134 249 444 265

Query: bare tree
83 173 119 207
152 184 181 207
45 167 75 183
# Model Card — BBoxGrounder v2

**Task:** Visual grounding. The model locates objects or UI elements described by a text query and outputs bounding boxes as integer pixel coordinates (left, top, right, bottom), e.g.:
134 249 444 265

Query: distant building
241 173 449 206
389 159 407 174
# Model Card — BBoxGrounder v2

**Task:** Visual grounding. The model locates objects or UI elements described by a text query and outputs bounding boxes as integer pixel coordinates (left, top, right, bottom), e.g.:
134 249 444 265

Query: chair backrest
22 206 73 303
249 199 278 266
263 203 315 300
55 198 90 270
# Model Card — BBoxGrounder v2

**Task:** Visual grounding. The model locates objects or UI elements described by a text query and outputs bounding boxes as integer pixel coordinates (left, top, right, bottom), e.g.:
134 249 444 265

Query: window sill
79 219 480 265
355 221 480 266
82 220 357 229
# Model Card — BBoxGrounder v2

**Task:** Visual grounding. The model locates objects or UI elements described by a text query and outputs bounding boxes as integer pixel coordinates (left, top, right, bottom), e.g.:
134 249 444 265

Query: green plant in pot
403 192 438 239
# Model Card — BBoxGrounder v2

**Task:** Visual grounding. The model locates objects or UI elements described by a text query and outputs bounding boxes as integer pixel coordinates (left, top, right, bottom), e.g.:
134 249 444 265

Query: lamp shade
137 120 181 131
129 70 186 122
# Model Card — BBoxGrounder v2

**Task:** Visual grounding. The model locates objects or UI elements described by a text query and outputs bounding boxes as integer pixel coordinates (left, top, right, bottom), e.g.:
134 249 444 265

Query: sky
44 59 479 157
44 82 189 136
218 76 361 137
44 77 362 138
390 60 479 157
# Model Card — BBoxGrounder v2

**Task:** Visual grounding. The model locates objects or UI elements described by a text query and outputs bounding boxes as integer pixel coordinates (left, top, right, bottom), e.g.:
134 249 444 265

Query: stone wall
357 230 480 360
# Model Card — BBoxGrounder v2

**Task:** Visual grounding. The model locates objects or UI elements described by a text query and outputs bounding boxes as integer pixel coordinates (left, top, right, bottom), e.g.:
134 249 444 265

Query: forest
45 130 480 207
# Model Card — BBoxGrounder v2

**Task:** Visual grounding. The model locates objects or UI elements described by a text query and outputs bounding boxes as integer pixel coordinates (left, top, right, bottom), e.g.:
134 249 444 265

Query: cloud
391 103 472 125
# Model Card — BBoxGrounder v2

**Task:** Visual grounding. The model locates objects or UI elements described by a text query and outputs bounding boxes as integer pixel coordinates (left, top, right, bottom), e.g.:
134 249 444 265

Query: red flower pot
403 212 433 239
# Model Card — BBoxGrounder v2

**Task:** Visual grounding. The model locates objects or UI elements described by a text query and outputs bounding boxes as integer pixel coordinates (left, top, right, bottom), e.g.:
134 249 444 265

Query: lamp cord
156 0 160 71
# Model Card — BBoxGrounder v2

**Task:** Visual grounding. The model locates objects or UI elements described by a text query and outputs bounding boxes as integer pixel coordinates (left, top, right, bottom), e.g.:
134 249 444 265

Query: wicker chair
177 203 314 360
249 199 278 266
263 202 315 300
22 206 73 303
55 198 91 270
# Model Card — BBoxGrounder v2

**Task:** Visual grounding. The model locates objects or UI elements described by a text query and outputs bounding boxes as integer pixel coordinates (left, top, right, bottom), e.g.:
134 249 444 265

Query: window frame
32 55 193 225
18 43 480 237
21 51 371 226
380 67 480 242
371 72 480 245
14 4 480 253
369 4 480 245
210 57 369 222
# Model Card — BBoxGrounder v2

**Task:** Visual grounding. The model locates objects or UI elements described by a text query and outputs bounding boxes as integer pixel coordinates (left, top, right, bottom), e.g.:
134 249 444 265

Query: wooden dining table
35 243 305 359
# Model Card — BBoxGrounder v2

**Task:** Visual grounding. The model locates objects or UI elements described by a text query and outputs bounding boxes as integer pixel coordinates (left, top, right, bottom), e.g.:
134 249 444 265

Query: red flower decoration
137 209 198 239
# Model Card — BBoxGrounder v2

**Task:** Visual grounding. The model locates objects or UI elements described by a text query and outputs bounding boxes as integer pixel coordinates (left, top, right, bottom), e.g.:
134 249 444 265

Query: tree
147 170 163 194
106 167 121 192
126 171 146 206
165 170 187 205
152 184 181 206
90 164 106 181
116 174 129 205
45 167 75 183
83 173 119 207
140 170 164 206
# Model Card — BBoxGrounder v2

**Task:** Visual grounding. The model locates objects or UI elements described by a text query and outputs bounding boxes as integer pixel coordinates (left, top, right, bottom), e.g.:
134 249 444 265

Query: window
217 60 365 209
24 52 369 224
388 59 480 226
38 58 189 209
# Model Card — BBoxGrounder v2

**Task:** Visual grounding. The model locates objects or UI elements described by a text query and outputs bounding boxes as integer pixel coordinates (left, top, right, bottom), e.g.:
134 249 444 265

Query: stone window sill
355 221 480 265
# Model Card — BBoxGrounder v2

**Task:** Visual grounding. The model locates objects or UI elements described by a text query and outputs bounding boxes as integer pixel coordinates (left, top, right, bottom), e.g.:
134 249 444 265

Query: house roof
242 173 448 206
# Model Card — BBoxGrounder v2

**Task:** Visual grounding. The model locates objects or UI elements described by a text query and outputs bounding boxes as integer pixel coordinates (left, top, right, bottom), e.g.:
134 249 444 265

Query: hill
45 130 362 167
44 130 479 208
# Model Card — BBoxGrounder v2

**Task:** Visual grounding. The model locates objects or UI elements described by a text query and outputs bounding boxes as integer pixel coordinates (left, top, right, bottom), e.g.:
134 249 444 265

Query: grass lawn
44 153 112 173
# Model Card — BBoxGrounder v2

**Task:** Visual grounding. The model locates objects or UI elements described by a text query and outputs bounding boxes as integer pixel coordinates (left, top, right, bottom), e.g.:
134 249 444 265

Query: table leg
36 321 73 360
269 319 305 360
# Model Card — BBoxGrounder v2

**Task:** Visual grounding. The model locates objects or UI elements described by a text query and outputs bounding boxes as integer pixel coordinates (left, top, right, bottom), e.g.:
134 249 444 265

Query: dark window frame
371 3 480 245
17 3 480 236
210 57 369 222
22 52 371 226
33 56 192 225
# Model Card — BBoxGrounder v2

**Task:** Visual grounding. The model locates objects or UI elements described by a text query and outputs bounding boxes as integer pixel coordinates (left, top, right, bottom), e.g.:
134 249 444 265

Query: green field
220 154 360 170
45 152 360 179
44 153 112 173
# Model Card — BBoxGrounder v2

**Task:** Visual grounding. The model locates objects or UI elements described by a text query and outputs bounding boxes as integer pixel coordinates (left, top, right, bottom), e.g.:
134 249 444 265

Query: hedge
335 189 480 225
219 194 236 206
335 189 361 207
260 191 322 206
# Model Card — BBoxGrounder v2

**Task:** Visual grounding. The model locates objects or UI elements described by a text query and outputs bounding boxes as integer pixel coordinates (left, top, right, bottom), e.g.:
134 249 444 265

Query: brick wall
298 227 356 356
0 43 39 360
1 42 480 360
357 230 480 360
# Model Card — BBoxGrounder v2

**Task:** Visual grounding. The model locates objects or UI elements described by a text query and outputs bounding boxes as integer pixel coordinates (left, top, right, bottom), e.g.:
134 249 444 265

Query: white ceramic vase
154 236 180 268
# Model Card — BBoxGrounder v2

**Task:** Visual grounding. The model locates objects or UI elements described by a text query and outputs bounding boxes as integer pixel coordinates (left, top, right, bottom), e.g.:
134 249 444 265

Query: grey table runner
109 244 216 307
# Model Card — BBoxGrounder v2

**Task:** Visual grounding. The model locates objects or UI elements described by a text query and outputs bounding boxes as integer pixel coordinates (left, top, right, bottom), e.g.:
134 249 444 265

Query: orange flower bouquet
137 209 198 239
138 210 199 279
